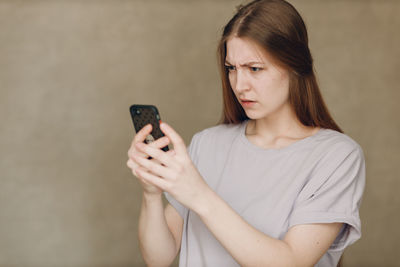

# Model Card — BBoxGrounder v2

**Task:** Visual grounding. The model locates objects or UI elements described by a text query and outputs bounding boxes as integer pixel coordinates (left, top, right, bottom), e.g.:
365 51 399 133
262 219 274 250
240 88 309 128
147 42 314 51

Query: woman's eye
225 65 236 72
250 67 262 72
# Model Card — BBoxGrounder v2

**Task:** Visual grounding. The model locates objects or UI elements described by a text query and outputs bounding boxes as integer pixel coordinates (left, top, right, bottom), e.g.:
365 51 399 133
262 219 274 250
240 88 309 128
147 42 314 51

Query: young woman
127 0 365 266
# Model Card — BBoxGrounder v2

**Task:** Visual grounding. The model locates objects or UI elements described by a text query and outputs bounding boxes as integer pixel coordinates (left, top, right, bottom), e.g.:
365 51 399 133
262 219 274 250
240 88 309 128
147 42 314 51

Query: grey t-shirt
165 120 365 267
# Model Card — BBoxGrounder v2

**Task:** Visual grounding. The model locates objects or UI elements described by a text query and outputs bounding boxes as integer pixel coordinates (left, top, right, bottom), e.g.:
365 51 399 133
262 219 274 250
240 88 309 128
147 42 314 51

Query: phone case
129 104 169 151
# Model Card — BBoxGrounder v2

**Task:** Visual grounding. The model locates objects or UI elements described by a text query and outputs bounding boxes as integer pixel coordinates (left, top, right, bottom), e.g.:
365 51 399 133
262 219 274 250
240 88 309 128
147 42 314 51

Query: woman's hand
127 124 173 195
131 122 210 211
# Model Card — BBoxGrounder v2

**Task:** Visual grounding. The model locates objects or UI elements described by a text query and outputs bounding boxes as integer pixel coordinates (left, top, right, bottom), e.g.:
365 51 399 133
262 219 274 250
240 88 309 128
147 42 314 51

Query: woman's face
225 37 291 120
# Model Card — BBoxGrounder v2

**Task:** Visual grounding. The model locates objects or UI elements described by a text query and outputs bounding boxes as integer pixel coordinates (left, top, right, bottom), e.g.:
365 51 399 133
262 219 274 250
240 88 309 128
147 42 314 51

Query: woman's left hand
132 122 210 211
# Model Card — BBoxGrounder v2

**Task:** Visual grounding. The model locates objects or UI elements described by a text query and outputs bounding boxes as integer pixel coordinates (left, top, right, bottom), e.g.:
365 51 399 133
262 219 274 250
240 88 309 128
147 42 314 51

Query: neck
247 103 316 140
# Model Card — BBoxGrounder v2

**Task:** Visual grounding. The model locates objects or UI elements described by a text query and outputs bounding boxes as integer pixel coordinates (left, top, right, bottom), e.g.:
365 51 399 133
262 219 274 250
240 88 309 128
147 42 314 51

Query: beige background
0 0 399 266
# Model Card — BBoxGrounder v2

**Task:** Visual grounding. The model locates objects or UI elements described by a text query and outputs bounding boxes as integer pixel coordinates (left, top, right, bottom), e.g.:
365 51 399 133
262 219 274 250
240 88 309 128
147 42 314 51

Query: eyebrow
225 60 264 66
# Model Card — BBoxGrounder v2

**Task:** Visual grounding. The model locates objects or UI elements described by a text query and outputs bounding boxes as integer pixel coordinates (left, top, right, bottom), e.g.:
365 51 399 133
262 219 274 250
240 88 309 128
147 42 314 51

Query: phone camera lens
136 109 141 115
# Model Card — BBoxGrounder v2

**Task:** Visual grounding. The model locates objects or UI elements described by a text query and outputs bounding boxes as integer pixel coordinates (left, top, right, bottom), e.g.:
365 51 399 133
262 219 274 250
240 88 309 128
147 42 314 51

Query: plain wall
0 0 399 266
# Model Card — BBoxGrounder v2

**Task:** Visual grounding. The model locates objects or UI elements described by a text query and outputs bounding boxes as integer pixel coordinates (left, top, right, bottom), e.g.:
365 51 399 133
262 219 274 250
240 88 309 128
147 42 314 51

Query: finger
159 122 187 155
155 149 175 167
128 159 158 179
127 158 135 168
136 142 176 168
132 154 174 178
128 152 161 176
136 167 169 191
127 158 138 176
166 149 176 157
128 136 170 166
130 124 152 158
132 124 152 144
149 136 170 150
128 146 147 160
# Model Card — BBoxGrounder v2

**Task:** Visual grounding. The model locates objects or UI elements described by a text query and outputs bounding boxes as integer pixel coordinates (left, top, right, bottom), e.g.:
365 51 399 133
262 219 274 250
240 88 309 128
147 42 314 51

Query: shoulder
308 129 365 177
296 129 366 208
314 128 364 158
187 122 245 161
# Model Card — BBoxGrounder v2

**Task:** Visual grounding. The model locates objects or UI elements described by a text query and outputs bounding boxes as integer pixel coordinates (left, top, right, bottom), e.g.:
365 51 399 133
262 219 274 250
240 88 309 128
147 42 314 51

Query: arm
127 124 183 267
196 188 343 267
138 195 183 267
133 122 342 266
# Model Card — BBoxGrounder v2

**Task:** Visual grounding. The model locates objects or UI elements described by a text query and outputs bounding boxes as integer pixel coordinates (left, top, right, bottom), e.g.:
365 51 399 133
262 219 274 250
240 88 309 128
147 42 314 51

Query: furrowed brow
224 60 264 66
242 61 264 66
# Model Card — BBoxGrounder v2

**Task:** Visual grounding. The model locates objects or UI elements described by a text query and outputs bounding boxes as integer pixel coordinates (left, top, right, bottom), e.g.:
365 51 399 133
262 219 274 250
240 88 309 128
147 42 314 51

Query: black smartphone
129 104 169 152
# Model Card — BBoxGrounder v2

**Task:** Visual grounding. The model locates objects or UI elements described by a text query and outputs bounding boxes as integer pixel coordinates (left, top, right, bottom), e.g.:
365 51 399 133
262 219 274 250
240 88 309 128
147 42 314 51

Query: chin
244 110 266 120
244 104 286 121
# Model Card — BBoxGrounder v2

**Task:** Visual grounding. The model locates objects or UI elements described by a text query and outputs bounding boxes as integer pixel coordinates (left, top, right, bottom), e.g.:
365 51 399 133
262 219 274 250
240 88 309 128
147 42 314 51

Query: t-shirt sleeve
288 142 366 251
164 131 202 219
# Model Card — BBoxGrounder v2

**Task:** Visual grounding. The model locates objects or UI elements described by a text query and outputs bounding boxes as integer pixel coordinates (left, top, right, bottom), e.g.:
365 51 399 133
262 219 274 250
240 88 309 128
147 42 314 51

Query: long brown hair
217 0 342 133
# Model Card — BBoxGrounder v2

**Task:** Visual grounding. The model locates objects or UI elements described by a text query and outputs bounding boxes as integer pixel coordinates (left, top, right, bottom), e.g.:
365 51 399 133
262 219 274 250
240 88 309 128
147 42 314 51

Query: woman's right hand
127 124 172 195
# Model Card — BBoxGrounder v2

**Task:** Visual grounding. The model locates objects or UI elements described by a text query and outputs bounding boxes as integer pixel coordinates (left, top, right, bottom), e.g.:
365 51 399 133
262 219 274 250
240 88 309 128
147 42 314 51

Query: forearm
138 193 177 267
194 189 296 267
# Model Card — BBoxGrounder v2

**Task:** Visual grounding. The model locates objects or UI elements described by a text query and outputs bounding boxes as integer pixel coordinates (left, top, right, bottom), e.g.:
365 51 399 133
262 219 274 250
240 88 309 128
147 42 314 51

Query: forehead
225 37 272 64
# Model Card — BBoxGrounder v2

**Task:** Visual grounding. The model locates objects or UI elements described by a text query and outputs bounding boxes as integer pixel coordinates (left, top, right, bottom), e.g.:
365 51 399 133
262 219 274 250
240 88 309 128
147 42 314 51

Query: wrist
142 192 163 203
192 186 216 218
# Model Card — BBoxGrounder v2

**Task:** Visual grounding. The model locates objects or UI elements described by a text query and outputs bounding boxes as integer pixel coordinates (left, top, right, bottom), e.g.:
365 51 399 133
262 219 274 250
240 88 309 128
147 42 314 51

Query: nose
232 69 250 93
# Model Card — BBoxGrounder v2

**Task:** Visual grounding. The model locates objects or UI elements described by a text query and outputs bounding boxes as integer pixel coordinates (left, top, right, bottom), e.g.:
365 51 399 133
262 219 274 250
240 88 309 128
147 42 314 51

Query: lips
240 98 255 103
239 98 256 108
